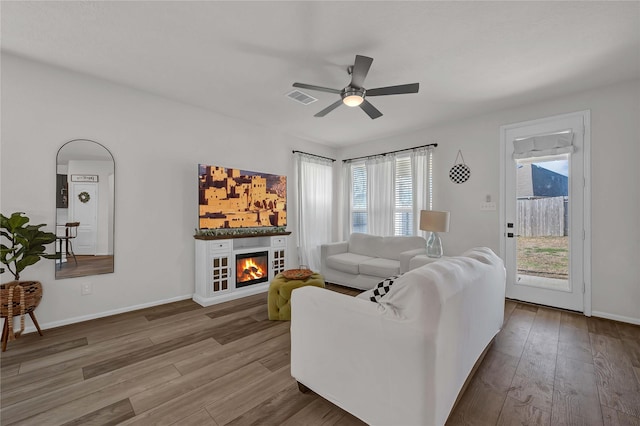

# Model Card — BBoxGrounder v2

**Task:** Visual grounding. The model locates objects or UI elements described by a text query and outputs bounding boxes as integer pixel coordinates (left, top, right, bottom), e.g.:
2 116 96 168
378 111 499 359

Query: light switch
480 202 496 211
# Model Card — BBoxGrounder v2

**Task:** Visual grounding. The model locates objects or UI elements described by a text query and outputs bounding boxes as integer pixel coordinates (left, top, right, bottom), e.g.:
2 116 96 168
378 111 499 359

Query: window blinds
394 157 413 236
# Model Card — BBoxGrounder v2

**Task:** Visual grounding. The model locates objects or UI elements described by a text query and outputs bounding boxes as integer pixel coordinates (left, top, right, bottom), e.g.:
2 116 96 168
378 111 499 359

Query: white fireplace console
193 233 289 306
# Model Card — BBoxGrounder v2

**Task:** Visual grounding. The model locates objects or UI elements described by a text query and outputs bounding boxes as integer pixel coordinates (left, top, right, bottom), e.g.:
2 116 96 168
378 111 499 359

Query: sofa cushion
359 258 401 277
348 233 426 261
377 236 427 261
348 233 383 258
326 252 375 275
358 275 401 302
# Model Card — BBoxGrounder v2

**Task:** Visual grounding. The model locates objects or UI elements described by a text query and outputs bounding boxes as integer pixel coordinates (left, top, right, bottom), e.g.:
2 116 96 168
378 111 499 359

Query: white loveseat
320 233 427 290
291 247 506 426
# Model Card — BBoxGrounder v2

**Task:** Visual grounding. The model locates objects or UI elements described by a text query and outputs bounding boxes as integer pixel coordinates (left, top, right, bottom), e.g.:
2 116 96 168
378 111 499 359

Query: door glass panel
515 155 570 291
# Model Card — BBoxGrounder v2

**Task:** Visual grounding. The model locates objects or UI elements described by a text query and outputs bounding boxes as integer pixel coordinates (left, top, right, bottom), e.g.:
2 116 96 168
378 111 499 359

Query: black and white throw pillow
369 275 400 302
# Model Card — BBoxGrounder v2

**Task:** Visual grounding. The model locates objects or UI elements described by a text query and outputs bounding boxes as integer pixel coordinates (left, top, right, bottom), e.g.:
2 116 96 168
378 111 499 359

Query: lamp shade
419 210 450 233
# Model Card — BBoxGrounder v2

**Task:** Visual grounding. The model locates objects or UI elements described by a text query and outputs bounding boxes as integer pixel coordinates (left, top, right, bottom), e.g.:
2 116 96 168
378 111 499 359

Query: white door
500 111 590 313
69 182 98 255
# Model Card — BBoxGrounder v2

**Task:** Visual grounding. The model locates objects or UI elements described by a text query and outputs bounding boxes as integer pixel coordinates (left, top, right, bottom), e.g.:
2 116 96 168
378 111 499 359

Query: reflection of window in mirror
56 140 115 279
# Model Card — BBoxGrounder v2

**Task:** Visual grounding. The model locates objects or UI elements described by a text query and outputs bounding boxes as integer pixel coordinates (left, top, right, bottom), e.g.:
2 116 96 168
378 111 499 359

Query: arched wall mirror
56 139 114 279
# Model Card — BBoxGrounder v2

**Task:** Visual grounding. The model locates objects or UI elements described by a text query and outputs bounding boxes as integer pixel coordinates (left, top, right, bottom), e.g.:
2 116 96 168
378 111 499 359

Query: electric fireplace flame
239 259 265 280
236 251 269 287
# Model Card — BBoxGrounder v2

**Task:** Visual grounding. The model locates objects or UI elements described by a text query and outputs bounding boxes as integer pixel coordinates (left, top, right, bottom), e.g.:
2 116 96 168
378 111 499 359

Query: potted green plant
1 212 57 350
1 212 58 280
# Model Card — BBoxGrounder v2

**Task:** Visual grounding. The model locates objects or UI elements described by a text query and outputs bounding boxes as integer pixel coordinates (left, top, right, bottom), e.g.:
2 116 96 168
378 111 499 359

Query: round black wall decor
449 150 471 184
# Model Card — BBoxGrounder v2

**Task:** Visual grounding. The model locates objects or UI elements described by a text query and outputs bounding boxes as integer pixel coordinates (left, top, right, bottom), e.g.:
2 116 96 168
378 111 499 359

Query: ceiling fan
293 54 419 119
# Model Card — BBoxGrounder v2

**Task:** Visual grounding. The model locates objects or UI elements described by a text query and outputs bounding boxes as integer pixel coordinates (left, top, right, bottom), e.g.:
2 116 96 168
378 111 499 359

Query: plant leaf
7 212 29 231
16 254 40 273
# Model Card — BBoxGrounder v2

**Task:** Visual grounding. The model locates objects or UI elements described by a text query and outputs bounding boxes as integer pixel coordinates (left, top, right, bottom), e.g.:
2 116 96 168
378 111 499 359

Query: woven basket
282 269 313 280
1 281 43 317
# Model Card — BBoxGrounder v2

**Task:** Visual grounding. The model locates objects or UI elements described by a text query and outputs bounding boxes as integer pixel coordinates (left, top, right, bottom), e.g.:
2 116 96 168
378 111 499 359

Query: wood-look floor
56 255 114 279
1 285 638 426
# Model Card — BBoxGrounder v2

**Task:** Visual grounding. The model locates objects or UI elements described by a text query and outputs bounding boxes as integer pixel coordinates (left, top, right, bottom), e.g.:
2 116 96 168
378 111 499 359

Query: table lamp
420 210 450 258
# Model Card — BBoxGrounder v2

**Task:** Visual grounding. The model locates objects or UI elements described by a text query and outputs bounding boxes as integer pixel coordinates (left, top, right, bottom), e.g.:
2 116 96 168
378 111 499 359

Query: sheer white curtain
294 153 333 271
367 155 395 236
411 147 434 237
341 161 353 241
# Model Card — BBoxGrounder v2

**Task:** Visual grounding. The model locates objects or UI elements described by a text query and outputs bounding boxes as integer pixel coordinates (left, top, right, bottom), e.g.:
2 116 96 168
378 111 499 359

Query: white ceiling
2 1 639 147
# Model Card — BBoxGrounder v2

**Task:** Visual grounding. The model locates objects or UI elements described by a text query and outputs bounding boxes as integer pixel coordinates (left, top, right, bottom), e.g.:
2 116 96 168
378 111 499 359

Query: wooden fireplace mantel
193 231 291 241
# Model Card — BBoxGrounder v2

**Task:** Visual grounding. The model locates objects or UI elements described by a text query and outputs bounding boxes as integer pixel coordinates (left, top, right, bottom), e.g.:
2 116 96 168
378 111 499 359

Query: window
347 148 433 236
351 163 367 233
394 156 412 236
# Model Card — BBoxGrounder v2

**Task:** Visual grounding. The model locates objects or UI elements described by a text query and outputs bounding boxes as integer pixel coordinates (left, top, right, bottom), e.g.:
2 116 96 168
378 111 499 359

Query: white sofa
320 233 427 290
291 247 506 426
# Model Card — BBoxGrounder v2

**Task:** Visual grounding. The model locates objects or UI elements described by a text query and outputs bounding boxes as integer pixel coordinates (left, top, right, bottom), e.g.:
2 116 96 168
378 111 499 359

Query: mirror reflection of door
56 140 115 279
69 182 98 255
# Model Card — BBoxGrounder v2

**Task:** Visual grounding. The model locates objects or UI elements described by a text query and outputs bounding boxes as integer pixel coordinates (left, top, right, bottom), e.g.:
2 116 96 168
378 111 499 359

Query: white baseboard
192 283 269 307
591 310 640 326
19 294 194 334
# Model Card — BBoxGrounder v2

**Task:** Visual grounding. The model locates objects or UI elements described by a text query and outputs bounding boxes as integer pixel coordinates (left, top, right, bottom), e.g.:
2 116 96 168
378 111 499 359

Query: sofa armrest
321 241 348 257
290 286 435 425
399 247 426 273
320 241 348 277
409 254 445 270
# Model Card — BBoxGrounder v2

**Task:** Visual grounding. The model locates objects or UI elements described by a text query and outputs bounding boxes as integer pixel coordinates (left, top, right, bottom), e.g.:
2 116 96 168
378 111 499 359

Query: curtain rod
292 150 336 162
343 143 438 163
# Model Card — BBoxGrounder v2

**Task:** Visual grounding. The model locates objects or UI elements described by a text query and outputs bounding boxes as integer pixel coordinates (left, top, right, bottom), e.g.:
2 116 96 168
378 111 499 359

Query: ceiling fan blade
359 100 383 119
366 83 420 97
314 99 344 117
293 83 342 94
350 55 373 89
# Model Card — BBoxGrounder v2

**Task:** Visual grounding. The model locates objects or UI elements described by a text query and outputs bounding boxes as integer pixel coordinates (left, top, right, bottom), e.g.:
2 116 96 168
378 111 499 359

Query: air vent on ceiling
286 89 318 105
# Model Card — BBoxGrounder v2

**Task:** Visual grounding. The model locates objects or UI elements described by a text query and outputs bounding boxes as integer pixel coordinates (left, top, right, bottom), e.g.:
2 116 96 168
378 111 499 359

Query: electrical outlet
480 202 496 211
81 282 92 295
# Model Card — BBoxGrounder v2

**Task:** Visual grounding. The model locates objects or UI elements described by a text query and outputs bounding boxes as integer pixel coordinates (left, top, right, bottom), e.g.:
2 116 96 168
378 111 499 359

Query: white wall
1 53 336 329
337 78 640 324
2 53 637 327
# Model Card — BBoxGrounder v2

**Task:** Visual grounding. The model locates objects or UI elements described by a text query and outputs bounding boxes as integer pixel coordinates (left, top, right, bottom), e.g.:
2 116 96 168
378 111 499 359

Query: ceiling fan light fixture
294 54 418 119
342 88 365 107
343 95 364 107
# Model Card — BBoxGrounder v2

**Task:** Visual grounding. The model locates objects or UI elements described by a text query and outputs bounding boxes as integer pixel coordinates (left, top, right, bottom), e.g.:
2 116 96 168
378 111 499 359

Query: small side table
409 255 448 271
